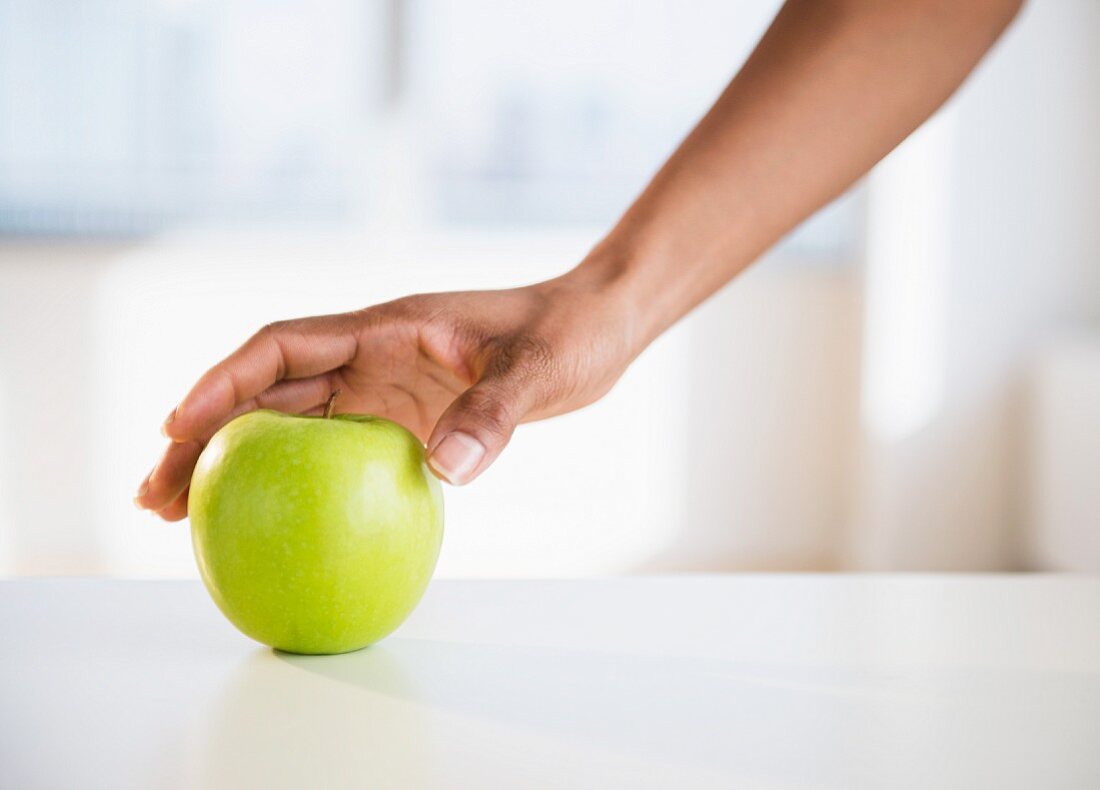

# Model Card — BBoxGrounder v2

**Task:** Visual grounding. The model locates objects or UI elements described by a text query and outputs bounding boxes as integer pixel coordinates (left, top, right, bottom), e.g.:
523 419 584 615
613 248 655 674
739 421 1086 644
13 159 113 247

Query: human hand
133 0 1025 522
134 271 639 521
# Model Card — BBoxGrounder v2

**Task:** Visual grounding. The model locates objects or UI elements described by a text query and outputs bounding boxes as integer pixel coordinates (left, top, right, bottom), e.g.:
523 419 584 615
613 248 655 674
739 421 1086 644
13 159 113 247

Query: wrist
559 234 680 355
539 249 643 360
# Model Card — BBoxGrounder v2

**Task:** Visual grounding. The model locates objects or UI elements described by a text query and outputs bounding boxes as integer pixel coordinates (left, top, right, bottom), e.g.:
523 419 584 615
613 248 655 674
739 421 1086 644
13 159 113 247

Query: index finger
163 317 358 442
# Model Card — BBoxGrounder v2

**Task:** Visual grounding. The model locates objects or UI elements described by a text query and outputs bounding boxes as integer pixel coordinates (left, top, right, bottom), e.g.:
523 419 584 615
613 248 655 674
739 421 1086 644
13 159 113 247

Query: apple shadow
197 645 435 789
272 639 1100 787
273 639 931 786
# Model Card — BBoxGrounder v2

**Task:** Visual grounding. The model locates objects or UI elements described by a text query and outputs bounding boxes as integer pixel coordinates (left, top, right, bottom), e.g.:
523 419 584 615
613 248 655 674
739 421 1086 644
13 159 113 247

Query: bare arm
574 0 1024 348
138 0 1022 517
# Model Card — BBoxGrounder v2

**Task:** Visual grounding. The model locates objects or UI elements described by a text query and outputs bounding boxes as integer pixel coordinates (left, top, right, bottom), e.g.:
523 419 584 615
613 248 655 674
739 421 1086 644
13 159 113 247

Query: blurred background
0 0 1097 579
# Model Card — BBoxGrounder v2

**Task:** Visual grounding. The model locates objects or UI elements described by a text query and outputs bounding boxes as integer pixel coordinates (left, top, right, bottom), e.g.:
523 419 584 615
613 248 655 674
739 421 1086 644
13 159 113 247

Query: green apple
189 407 444 655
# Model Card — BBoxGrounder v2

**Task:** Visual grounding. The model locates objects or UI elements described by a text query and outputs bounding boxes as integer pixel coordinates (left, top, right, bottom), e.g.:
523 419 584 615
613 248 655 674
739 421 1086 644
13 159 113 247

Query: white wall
1030 338 1100 571
643 266 859 572
850 0 1100 570
0 250 114 573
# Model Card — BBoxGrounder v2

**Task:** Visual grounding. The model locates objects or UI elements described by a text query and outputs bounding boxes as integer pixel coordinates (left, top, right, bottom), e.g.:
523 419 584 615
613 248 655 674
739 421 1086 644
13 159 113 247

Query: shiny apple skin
189 410 444 655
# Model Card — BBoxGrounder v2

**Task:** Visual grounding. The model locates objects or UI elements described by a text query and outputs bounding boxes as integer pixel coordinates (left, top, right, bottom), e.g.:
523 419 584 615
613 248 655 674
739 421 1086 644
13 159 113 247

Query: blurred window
0 0 377 234
0 0 858 260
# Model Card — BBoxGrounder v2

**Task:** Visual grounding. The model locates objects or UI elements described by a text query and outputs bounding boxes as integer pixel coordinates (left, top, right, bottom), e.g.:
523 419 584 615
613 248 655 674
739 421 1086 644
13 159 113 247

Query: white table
2 577 1098 789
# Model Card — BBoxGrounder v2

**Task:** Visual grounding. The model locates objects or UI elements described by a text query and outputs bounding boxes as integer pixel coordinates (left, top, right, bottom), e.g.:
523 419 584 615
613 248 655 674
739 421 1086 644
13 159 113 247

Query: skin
137 0 1024 519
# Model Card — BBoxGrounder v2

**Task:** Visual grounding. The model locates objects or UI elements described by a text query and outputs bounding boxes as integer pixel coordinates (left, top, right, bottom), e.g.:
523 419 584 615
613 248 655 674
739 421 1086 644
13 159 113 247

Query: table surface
2 576 1099 790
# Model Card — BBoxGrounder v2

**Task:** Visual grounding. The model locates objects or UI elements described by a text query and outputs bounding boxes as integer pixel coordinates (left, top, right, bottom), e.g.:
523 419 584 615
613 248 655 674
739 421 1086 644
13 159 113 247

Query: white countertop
2 576 1098 789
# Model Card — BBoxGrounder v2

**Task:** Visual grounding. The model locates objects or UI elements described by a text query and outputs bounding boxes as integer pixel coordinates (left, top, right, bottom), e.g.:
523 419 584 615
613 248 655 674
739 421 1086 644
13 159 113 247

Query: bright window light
861 106 957 442
0 0 859 261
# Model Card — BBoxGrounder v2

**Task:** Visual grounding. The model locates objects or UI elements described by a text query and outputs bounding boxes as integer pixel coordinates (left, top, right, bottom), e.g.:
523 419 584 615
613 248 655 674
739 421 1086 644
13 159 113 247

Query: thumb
426 375 530 486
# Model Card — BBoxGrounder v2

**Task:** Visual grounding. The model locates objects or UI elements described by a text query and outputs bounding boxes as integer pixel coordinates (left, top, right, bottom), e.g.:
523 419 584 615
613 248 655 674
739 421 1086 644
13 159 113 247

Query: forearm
565 0 1022 353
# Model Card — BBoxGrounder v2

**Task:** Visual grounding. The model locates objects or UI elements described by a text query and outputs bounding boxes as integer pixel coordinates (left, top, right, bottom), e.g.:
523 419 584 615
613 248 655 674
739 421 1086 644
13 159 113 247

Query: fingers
252 374 338 416
426 383 518 486
136 374 338 519
158 488 190 522
134 440 203 514
164 319 358 443
426 338 553 486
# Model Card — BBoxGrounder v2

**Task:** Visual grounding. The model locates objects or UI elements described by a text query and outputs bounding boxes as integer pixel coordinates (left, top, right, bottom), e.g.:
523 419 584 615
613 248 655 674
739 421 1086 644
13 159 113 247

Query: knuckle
460 387 513 438
492 333 555 382
376 294 427 322
487 333 566 409
257 319 290 339
356 299 428 338
211 365 241 402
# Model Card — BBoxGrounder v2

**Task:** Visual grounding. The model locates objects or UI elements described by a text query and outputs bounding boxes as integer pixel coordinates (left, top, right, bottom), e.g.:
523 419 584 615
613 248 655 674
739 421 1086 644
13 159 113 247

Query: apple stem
323 390 341 419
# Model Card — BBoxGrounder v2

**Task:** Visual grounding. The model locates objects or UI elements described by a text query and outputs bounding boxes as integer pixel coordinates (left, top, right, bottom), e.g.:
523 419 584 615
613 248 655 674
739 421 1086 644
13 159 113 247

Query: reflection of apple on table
189 392 444 655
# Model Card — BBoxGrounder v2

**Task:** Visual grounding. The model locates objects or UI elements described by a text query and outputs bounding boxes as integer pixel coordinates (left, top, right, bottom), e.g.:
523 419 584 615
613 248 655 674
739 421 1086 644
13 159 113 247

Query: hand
136 0 1024 522
134 271 639 521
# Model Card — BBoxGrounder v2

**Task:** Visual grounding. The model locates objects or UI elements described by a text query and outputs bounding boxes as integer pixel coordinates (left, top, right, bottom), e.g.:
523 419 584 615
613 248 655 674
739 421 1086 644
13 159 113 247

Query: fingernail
428 432 485 486
135 475 151 504
161 407 177 438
